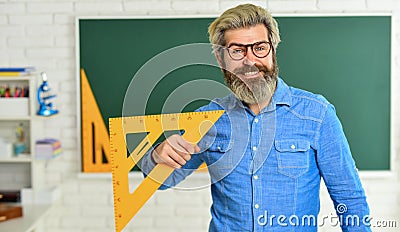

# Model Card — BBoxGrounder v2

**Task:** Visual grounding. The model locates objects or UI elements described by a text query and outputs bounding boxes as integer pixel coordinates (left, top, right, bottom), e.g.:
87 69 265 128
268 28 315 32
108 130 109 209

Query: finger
160 145 188 167
176 137 197 154
166 135 187 153
169 151 188 166
194 144 200 153
166 139 190 156
171 144 192 162
162 155 183 169
182 154 192 161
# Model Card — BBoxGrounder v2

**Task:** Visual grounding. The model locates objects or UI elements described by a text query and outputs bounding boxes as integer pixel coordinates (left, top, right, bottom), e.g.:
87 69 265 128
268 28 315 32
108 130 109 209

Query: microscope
37 72 59 116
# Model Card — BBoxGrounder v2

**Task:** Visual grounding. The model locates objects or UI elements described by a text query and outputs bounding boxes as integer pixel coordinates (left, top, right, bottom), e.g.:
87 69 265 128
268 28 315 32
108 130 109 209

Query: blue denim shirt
141 78 371 231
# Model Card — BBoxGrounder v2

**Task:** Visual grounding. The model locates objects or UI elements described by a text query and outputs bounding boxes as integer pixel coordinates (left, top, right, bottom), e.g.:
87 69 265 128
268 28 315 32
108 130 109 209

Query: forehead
224 24 269 45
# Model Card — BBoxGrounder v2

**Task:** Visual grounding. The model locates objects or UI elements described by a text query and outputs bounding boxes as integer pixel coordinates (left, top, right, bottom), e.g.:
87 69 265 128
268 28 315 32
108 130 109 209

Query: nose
243 47 257 65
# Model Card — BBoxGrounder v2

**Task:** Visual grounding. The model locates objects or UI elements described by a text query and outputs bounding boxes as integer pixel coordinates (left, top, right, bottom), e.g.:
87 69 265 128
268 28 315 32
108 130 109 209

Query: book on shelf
35 138 62 160
0 190 21 203
0 67 35 76
0 203 23 222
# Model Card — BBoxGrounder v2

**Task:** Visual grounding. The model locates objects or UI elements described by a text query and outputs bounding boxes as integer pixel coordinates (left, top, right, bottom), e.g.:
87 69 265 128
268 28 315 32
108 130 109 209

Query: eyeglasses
225 41 273 61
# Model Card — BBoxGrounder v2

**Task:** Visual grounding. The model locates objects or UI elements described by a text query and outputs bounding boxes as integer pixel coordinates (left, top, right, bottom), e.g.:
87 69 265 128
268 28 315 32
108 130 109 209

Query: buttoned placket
251 107 276 231
250 114 263 231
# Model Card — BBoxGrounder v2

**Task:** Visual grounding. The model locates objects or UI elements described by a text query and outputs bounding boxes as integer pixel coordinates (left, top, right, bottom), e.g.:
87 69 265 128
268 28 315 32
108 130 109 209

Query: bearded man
141 4 371 232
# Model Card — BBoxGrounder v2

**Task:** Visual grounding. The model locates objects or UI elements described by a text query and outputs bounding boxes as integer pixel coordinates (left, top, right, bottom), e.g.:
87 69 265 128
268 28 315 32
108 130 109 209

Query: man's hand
152 134 200 169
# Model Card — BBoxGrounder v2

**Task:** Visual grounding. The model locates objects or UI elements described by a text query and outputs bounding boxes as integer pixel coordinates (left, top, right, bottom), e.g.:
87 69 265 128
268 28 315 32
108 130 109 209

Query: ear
214 49 226 72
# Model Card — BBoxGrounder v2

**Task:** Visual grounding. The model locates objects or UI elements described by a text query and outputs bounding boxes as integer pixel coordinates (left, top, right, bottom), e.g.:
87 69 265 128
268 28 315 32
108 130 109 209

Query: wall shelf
0 74 47 205
0 157 32 163
0 117 31 121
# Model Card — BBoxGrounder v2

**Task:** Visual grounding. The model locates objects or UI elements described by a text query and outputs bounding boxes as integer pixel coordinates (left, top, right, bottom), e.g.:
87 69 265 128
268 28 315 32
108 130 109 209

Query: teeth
244 71 258 76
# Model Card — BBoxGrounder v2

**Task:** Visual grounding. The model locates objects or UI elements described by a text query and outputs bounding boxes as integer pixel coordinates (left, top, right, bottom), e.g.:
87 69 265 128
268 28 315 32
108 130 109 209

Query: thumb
194 144 200 153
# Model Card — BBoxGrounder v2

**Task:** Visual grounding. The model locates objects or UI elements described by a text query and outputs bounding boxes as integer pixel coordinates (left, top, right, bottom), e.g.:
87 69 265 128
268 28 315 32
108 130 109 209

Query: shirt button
253 175 258 180
252 146 257 151
291 144 296 149
254 118 259 123
255 204 260 209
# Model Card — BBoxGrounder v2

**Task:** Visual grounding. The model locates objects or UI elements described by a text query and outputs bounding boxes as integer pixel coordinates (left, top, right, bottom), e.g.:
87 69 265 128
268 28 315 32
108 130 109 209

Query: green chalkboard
79 16 391 171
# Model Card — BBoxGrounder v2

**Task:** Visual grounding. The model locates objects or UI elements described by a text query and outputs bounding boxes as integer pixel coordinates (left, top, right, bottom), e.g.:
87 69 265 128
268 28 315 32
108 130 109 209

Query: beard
223 54 279 106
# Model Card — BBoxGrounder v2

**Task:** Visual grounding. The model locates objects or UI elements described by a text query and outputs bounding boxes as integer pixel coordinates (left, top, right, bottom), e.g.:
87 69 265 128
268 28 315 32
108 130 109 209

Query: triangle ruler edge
109 110 224 232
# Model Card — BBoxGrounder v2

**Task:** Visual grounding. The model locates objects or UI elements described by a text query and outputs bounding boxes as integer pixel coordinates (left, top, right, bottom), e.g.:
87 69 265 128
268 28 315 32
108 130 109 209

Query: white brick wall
0 0 399 231
269 0 318 12
317 0 367 12
75 2 123 13
171 1 220 13
123 1 172 13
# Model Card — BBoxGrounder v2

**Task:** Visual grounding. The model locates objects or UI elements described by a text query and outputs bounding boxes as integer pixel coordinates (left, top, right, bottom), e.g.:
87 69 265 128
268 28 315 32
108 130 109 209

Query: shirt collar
272 77 292 107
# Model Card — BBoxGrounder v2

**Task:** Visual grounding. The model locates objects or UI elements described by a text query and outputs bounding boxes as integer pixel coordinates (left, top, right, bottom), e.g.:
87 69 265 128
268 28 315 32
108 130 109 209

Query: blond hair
208 4 280 50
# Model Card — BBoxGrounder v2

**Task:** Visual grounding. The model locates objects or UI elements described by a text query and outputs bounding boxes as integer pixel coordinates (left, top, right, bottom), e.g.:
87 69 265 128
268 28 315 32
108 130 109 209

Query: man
141 4 371 231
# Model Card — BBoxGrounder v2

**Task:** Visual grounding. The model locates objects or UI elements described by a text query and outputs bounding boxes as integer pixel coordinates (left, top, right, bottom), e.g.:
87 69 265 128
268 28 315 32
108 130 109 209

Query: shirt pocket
275 139 311 178
204 140 233 180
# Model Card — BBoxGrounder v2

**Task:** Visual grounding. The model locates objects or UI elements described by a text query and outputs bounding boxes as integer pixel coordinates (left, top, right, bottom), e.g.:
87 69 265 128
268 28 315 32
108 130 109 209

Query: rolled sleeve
316 104 371 231
140 145 158 177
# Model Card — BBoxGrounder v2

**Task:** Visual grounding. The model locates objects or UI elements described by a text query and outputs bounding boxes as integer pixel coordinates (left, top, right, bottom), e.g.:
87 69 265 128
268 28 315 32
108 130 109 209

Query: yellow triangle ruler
109 110 224 231
81 69 111 172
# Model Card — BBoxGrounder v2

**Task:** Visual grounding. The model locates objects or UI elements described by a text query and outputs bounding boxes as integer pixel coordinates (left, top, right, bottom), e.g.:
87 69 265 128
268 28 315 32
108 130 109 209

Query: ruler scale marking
110 110 224 231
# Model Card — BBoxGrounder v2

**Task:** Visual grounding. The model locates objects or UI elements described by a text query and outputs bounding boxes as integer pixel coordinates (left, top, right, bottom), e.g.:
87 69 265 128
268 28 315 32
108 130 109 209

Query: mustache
232 64 268 75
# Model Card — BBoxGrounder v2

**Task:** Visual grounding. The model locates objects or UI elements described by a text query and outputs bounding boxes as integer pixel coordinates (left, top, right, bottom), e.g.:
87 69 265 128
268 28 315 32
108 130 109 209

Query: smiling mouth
244 71 259 76
235 67 262 77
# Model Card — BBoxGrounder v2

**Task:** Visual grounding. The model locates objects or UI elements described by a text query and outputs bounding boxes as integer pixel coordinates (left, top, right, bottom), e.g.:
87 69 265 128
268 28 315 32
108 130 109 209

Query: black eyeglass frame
225 41 273 61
